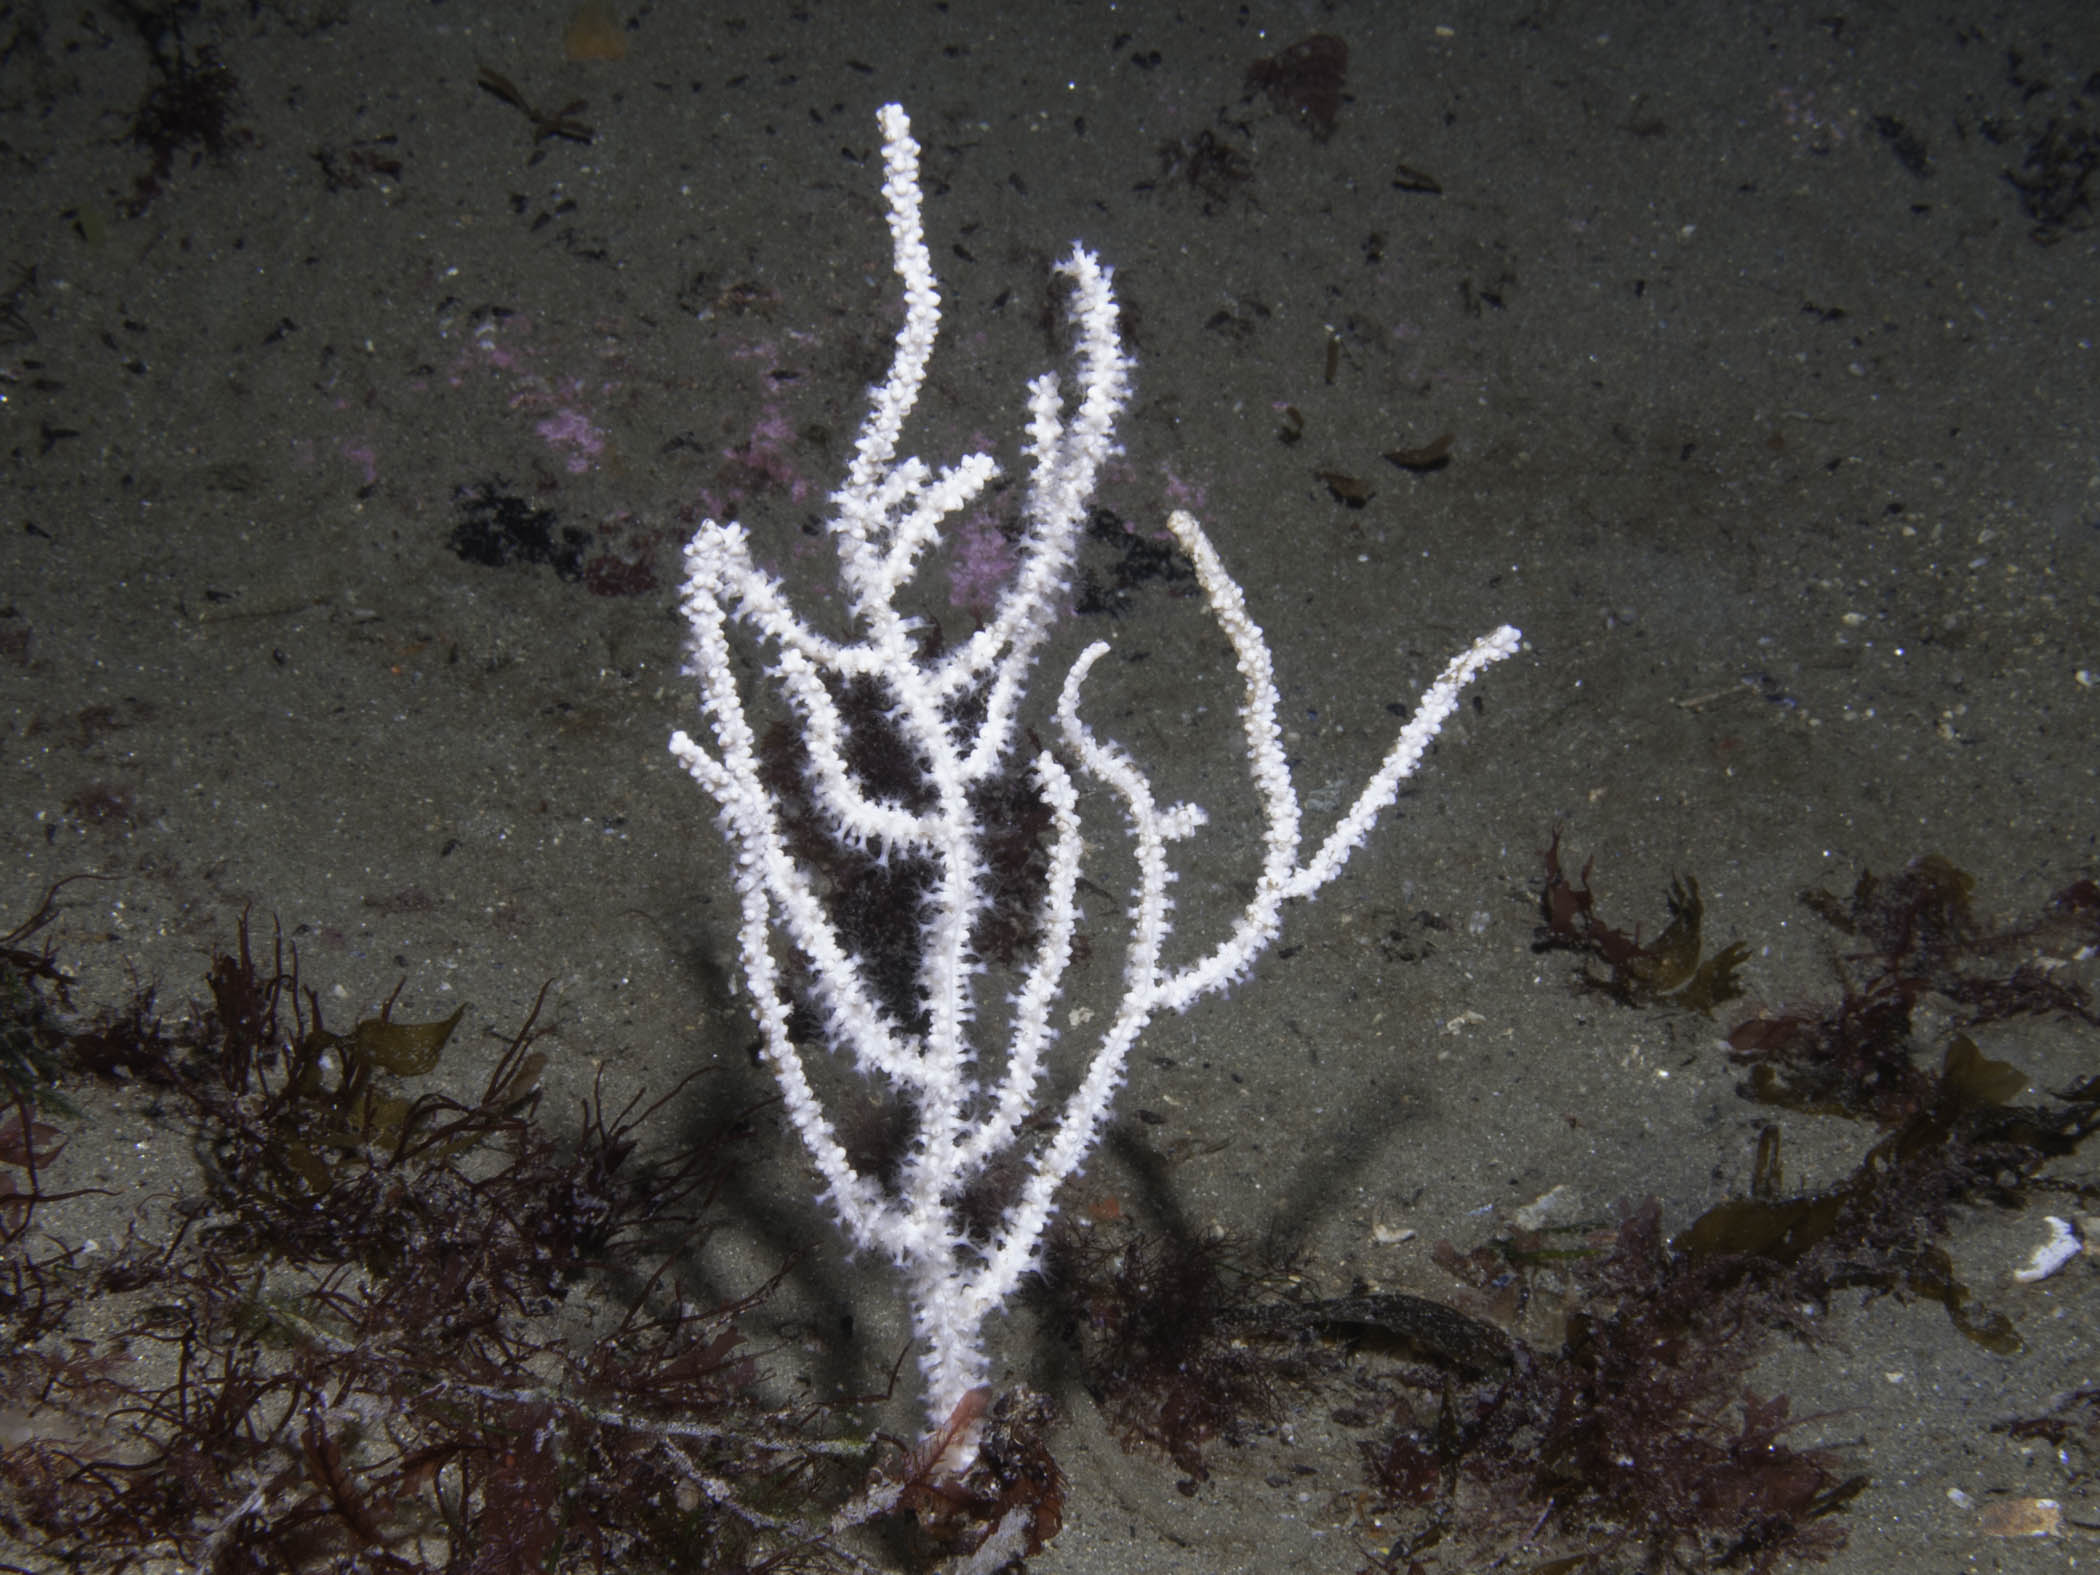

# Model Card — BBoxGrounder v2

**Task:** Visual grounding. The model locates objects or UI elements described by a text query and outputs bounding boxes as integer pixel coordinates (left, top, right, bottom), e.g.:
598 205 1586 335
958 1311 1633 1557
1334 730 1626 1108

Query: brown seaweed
1360 1199 1863 1573
0 907 886 1571
1041 1219 1302 1488
1729 856 2099 1123
1535 828 1749 1012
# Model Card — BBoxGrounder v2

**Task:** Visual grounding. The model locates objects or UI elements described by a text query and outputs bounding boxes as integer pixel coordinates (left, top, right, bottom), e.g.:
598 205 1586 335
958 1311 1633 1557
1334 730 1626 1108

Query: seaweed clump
1041 1219 1300 1490
1364 1013 2094 1571
1352 847 2100 1570
1039 1195 1866 1571
1692 855 2100 1354
1674 1043 2074 1358
1360 1198 1864 1574
0 902 918 1572
1535 828 1750 1011
0 880 82 1105
120 4 251 214
1727 855 2100 1122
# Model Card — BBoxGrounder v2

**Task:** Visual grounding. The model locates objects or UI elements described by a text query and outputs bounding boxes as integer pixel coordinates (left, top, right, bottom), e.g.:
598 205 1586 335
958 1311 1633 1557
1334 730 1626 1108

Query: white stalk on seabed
669 101 1522 1470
